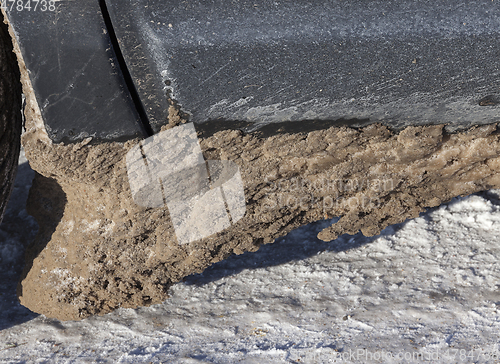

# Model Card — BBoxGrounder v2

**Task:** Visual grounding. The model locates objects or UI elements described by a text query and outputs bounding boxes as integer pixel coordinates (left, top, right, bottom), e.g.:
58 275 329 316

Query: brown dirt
18 107 500 320
6 11 500 321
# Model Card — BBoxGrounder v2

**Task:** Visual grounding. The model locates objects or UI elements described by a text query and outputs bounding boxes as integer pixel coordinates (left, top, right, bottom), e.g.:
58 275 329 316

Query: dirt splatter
17 104 500 320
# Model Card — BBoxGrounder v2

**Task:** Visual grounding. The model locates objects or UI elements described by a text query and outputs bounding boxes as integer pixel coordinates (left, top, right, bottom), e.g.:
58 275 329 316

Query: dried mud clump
19 113 500 320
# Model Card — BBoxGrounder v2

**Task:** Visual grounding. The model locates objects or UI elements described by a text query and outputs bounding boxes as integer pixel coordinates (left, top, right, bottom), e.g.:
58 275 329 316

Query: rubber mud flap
3 0 147 143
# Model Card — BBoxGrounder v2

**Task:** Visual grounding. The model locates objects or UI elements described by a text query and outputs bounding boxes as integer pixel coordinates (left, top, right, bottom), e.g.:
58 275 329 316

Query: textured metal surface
106 0 500 133
5 0 147 143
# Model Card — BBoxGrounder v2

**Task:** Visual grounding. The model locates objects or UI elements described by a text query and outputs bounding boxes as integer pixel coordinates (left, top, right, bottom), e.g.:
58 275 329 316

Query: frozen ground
1 151 500 364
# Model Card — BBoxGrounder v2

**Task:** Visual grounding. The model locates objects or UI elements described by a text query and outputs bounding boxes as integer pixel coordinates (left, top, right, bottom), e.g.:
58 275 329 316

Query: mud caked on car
0 0 499 320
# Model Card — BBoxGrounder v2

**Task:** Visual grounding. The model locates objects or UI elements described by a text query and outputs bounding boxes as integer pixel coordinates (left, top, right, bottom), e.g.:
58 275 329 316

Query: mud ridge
17 107 500 320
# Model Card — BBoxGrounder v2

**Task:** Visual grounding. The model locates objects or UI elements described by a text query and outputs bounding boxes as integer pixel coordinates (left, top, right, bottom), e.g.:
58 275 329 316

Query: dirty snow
1 151 500 363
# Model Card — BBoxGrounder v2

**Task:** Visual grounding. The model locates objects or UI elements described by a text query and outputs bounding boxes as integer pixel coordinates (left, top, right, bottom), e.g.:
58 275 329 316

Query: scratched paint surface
108 0 500 133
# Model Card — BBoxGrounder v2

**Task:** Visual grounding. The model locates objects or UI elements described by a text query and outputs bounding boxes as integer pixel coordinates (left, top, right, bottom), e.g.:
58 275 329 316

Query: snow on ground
1 151 500 363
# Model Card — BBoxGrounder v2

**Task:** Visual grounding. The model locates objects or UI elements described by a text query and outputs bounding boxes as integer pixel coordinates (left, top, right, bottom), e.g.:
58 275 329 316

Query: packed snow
1 151 500 363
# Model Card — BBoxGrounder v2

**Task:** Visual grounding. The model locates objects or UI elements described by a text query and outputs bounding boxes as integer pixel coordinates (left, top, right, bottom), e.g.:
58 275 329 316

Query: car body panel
107 0 500 134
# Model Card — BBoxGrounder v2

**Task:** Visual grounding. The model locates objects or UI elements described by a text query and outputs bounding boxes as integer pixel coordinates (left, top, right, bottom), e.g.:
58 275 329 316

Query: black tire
0 14 22 226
